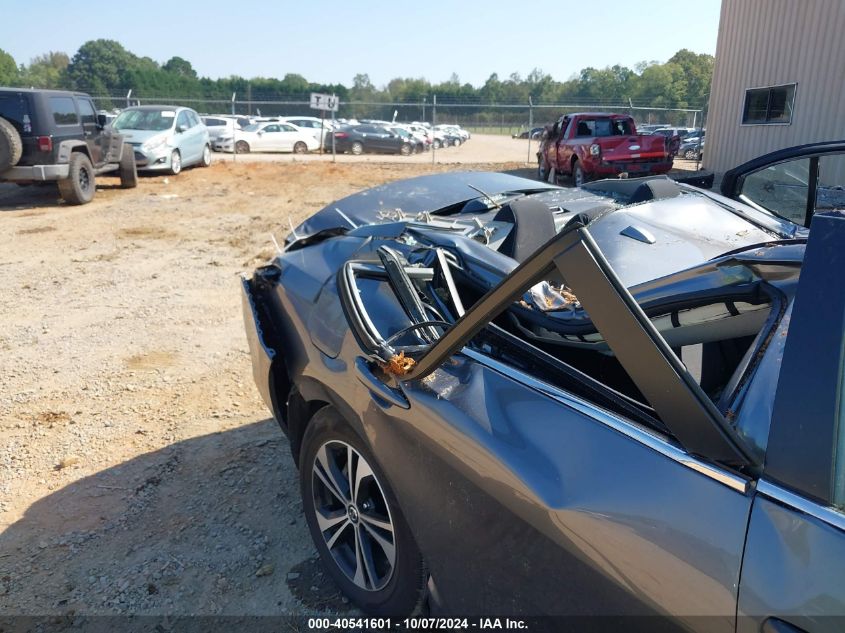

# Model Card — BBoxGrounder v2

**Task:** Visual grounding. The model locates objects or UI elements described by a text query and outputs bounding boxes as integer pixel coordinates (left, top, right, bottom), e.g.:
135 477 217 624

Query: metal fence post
526 96 533 165
432 94 436 165
332 94 337 163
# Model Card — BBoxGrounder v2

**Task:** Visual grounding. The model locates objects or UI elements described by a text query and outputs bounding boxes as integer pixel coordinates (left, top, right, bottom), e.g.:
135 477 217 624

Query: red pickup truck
538 113 673 186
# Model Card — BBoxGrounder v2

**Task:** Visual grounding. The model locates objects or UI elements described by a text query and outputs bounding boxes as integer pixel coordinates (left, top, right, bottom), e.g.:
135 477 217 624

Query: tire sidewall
170 150 182 175
58 153 95 204
201 144 211 166
299 408 425 616
573 161 585 187
120 144 138 188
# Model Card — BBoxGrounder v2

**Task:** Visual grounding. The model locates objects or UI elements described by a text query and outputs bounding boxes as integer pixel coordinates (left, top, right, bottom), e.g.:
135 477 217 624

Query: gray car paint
242 173 844 626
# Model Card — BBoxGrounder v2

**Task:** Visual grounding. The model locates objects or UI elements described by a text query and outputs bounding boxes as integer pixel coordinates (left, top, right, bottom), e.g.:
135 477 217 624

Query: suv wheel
58 153 96 205
169 150 182 175
300 408 427 616
0 117 22 170
119 144 138 189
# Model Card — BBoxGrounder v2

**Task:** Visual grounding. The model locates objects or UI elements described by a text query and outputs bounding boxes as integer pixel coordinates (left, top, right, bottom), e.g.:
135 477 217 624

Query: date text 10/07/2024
307 617 529 630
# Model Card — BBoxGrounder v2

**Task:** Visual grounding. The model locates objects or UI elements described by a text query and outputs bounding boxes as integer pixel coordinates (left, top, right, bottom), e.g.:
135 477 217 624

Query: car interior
344 225 779 438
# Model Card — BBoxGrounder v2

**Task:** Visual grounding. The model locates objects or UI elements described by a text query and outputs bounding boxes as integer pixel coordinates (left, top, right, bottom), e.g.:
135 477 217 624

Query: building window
742 84 796 124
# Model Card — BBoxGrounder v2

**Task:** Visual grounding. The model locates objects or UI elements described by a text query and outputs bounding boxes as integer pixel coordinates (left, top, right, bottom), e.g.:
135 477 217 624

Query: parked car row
322 122 471 156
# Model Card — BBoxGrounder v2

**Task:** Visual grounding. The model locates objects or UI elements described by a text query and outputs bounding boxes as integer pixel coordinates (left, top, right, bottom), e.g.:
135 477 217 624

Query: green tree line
0 40 713 124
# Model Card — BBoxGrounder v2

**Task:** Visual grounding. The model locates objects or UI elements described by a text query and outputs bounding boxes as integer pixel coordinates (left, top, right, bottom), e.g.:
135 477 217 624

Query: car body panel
289 171 556 242
363 352 751 622
241 169 845 626
737 485 845 633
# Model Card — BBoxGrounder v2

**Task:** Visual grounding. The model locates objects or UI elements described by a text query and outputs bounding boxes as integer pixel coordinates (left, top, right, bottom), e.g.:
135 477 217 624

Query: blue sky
2 0 722 87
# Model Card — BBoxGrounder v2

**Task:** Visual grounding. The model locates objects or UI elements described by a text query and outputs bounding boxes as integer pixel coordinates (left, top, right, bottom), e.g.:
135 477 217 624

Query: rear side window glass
0 94 32 134
50 97 78 125
78 99 96 125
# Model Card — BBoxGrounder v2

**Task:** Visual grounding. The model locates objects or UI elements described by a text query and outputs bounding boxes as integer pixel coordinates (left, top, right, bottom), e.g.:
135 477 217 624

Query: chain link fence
90 91 705 135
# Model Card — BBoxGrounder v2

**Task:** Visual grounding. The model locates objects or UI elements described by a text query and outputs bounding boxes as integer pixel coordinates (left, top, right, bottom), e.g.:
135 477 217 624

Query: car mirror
176 124 187 134
257 130 264 135
96 114 108 128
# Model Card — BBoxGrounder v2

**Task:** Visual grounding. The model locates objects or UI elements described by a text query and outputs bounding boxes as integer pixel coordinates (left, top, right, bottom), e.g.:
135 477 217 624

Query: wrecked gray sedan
242 171 845 630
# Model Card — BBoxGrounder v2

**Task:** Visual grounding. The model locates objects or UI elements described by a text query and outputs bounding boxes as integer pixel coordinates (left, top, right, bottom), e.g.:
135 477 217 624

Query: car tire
58 152 96 205
684 149 697 160
200 144 212 167
399 143 411 156
572 160 586 187
453 138 461 148
235 140 250 154
432 139 441 150
0 117 22 170
293 141 308 154
169 150 182 175
351 141 364 155
300 408 427 617
538 157 549 182
119 143 138 189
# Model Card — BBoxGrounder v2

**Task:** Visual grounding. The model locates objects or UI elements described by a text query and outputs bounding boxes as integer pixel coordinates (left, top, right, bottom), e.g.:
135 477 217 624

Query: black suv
0 88 136 205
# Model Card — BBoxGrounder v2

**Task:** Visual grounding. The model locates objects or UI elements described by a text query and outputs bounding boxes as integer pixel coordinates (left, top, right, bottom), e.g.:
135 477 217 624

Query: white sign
310 93 339 112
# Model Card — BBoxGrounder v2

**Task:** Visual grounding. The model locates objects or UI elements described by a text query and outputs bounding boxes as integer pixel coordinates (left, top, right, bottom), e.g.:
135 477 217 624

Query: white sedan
214 122 319 154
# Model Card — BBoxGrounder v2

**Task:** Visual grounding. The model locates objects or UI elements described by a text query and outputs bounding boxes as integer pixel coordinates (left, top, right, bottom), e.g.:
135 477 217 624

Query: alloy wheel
311 440 396 592
171 150 182 175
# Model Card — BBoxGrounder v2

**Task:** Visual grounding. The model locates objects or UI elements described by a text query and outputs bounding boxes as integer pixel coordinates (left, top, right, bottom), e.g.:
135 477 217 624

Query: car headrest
630 179 682 204
494 197 557 263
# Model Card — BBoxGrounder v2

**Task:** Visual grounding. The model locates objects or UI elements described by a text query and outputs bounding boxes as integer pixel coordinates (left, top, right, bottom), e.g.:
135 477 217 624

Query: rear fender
56 140 90 164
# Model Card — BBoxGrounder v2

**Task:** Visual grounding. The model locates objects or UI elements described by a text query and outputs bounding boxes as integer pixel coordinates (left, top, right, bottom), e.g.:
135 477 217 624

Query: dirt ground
0 158 527 622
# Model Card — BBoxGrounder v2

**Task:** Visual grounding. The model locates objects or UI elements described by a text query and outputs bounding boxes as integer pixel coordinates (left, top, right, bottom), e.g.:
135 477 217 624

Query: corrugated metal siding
706 0 845 175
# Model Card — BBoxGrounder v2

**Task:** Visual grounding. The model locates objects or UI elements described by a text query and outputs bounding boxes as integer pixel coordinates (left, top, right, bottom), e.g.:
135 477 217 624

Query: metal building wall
706 0 845 176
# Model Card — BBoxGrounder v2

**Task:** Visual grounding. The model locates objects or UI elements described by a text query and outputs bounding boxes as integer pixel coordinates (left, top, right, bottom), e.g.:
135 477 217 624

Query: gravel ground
0 160 524 621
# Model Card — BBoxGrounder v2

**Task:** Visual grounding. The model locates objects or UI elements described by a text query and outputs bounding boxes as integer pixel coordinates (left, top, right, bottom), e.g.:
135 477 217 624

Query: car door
722 144 845 228
278 123 300 151
737 211 845 633
555 116 574 172
254 124 277 151
186 110 207 160
175 110 198 162
341 226 758 627
75 97 104 165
